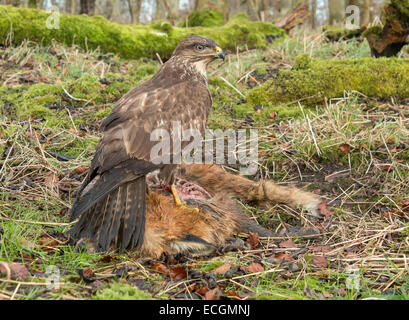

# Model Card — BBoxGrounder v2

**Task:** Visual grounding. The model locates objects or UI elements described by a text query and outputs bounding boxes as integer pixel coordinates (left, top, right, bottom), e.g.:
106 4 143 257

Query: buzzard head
172 35 225 75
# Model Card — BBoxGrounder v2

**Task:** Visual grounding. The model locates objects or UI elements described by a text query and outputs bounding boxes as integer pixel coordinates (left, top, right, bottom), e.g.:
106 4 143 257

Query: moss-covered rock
0 6 285 60
247 57 409 106
177 10 224 28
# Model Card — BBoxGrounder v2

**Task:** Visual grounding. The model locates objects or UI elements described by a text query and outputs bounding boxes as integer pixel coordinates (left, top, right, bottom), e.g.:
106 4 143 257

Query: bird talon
170 185 199 213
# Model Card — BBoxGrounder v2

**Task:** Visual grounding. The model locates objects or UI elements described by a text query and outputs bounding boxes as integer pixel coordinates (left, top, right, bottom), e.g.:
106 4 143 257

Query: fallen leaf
246 232 259 249
212 264 231 275
247 262 264 273
205 287 218 300
222 288 242 299
196 286 209 296
151 262 168 274
384 210 405 218
81 267 96 281
323 291 332 298
280 271 292 279
170 266 187 280
312 256 328 268
0 263 29 280
269 111 276 119
278 239 297 248
38 236 59 252
25 130 42 140
338 143 351 155
74 167 88 175
98 255 120 263
379 164 394 171
311 245 332 253
274 252 294 261
318 200 333 217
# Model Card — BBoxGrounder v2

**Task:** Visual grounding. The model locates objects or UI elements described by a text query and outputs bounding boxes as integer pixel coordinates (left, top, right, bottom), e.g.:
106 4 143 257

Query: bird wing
95 79 212 173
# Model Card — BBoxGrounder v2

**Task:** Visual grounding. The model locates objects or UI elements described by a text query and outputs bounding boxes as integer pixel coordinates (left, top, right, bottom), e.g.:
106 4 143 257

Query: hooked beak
215 46 225 60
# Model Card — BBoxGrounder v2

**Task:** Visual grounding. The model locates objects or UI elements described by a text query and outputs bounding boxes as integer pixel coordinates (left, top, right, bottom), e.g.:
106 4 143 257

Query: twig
0 216 76 226
219 76 246 98
61 85 88 102
156 53 163 65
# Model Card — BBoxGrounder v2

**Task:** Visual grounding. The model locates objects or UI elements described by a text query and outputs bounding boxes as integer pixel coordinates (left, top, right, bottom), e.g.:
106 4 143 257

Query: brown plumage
69 35 226 252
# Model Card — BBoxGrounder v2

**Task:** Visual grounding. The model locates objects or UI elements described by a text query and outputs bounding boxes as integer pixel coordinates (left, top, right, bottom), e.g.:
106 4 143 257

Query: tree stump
364 0 409 57
275 1 311 33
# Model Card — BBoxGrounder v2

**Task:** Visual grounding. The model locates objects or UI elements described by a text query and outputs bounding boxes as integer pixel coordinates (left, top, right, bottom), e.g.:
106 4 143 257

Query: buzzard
69 35 225 252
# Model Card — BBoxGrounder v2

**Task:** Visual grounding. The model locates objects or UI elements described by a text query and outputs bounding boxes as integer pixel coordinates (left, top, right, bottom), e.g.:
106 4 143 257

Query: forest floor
0 29 408 300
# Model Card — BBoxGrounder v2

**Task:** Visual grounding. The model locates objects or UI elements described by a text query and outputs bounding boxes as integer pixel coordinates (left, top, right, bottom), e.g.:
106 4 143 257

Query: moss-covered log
0 5 285 59
363 0 409 57
246 54 409 106
177 10 224 28
322 25 363 42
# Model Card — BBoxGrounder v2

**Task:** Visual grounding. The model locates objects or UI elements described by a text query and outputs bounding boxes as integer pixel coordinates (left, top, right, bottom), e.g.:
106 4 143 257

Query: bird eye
196 44 205 51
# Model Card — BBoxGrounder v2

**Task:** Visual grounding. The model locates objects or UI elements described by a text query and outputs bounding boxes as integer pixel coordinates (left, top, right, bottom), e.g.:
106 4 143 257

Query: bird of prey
69 35 225 252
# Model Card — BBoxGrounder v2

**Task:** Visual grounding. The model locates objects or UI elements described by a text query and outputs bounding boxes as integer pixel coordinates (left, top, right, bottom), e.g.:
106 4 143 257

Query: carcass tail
69 177 146 252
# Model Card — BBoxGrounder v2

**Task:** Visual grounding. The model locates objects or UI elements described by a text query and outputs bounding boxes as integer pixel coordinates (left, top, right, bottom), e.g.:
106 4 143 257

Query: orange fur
77 163 321 257
137 163 322 258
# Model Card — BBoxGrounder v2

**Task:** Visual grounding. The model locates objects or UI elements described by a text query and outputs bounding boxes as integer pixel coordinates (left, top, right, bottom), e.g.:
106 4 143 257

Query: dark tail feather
118 177 146 252
69 177 146 252
70 168 137 222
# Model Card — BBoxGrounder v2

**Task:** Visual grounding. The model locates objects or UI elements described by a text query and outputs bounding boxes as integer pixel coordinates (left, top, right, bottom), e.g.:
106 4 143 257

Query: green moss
0 6 285 60
322 25 362 41
103 74 136 101
247 57 409 107
178 10 224 28
93 282 154 300
149 19 173 33
255 67 268 75
293 53 312 70
68 73 103 103
47 135 99 158
0 83 64 118
133 63 160 79
199 260 224 272
0 58 162 121
95 107 112 119
362 25 383 39
390 0 409 29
